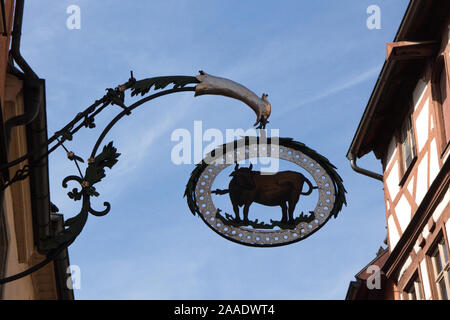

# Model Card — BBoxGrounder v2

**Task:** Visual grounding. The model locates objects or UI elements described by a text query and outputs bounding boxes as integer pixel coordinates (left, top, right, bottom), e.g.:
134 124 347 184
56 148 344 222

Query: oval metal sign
185 136 346 247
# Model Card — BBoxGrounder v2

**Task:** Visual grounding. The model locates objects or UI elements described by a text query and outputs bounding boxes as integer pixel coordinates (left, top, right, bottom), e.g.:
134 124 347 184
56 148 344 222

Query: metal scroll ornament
185 137 347 247
0 71 272 284
0 70 342 283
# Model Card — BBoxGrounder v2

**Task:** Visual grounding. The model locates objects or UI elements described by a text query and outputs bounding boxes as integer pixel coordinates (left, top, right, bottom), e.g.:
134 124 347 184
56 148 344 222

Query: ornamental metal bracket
184 136 346 247
0 70 274 284
0 70 346 285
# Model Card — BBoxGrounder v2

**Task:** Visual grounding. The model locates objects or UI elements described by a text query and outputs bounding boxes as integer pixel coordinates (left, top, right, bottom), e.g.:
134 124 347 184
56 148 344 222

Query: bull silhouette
212 163 317 224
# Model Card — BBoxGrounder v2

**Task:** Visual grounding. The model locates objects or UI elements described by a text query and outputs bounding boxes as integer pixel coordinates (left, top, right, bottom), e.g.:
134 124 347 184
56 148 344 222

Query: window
404 273 423 300
399 116 416 178
438 66 450 144
429 236 450 300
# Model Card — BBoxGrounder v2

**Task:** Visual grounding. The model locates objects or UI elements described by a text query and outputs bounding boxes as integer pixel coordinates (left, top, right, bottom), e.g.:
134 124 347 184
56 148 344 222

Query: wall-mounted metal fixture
348 154 383 182
0 70 274 284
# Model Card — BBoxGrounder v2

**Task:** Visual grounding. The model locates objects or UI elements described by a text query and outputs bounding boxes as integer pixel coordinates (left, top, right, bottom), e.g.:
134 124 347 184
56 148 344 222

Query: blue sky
21 1 409 299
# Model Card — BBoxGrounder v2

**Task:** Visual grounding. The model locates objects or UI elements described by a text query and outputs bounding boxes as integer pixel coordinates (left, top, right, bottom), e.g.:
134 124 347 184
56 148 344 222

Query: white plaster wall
429 138 440 185
413 240 421 254
398 256 412 282
386 161 400 200
433 189 449 222
407 174 415 196
388 215 401 249
443 147 450 164
421 224 430 240
415 153 429 204
396 195 412 232
420 260 432 299
415 99 429 153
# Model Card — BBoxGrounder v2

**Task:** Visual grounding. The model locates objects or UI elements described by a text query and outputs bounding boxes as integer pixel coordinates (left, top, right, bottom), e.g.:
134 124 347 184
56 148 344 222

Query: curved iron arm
0 71 270 284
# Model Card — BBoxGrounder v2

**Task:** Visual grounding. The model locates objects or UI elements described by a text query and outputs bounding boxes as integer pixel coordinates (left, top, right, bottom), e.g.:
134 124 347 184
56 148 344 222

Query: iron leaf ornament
130 75 200 97
41 141 120 251
85 141 120 186
0 70 343 283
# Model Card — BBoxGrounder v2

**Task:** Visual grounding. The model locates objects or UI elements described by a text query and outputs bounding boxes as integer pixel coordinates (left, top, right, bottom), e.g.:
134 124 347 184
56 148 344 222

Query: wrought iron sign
0 70 346 284
185 136 346 247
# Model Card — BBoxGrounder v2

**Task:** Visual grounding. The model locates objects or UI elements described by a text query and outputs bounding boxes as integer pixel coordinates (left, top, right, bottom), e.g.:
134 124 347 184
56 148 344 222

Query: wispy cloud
27 0 410 300
275 65 381 118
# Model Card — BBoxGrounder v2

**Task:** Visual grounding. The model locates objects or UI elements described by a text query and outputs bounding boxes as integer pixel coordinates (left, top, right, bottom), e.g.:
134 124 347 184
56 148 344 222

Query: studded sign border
184 137 347 247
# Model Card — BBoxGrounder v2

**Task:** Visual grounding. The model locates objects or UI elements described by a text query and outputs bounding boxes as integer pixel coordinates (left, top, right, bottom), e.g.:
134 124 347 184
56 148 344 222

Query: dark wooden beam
386 41 439 61
382 157 450 280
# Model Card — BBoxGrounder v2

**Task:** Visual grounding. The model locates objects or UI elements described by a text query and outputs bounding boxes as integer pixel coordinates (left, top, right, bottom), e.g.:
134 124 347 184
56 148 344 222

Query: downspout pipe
3 0 51 246
9 0 36 79
4 0 41 144
349 154 384 182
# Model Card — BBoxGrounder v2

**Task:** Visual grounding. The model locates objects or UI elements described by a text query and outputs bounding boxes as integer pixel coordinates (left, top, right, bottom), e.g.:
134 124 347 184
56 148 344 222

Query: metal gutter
50 213 74 300
4 0 41 144
8 0 36 78
345 0 420 180
349 157 383 182
2 0 51 246
345 60 395 180
16 0 72 297
3 0 72 297
26 80 51 246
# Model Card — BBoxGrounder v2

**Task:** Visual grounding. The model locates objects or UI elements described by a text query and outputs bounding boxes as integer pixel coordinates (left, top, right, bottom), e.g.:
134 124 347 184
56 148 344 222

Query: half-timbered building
346 0 450 300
